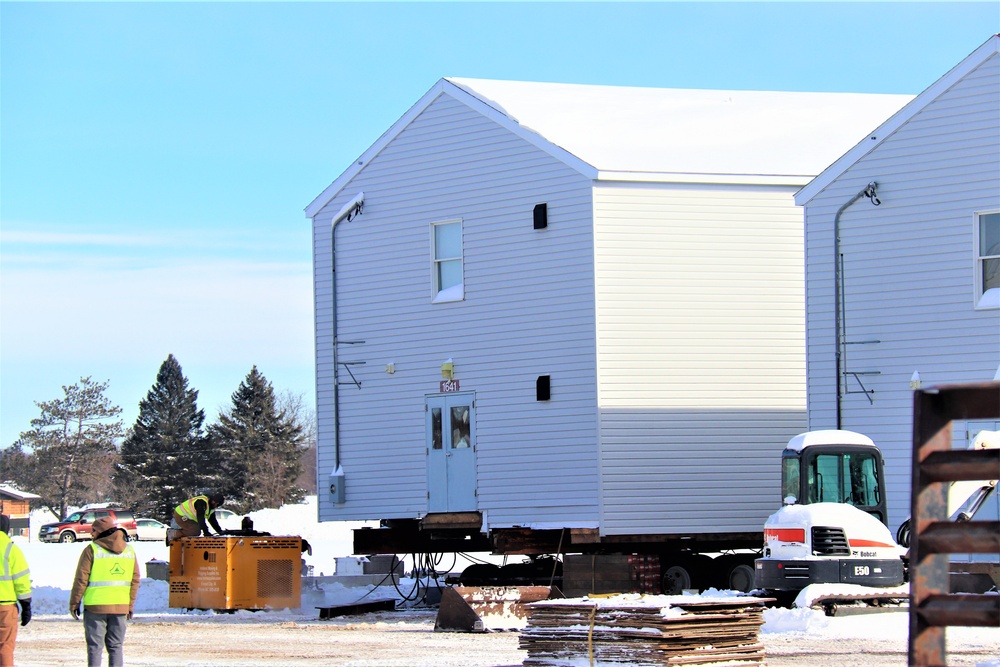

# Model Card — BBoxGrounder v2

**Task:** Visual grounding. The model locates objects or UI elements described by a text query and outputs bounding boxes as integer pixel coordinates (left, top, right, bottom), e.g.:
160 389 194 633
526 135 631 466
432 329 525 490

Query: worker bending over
167 492 226 544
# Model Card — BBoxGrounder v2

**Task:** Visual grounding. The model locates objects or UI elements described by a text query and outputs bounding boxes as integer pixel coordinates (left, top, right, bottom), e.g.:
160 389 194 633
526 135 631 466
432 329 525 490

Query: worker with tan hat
69 516 140 667
0 514 31 666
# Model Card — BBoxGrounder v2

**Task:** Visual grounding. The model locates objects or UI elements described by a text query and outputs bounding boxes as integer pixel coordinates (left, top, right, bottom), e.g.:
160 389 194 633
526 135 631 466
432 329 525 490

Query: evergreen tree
114 355 211 521
14 377 124 520
209 366 306 513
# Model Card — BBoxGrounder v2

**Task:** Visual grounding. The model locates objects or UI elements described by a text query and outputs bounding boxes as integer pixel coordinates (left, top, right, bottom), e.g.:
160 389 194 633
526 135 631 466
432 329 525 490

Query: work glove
18 599 31 626
127 610 133 621
71 604 82 621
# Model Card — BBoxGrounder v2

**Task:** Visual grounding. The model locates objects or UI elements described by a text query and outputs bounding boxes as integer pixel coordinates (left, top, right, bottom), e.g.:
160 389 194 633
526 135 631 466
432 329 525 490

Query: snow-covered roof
0 484 41 500
306 78 912 218
785 429 876 452
448 78 911 181
796 35 1000 205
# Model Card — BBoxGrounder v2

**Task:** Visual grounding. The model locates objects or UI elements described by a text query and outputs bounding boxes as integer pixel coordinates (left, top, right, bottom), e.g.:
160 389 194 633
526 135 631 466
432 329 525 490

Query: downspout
329 192 365 475
832 182 879 429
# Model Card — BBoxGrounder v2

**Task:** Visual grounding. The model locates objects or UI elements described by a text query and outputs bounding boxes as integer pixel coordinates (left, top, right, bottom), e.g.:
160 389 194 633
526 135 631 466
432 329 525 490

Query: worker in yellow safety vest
167 491 225 544
69 516 140 667
0 514 31 667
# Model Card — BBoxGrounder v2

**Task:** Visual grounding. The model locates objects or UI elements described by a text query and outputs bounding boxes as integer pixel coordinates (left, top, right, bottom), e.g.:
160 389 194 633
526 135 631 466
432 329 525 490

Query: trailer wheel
728 563 756 592
661 563 693 594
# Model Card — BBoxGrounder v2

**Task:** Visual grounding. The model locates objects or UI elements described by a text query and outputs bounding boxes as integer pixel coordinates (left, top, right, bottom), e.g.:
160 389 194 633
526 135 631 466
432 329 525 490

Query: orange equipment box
168 535 303 611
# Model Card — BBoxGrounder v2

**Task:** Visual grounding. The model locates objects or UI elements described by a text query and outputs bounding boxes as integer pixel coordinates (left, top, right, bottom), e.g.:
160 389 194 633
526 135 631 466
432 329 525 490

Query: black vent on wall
536 375 551 401
533 203 548 229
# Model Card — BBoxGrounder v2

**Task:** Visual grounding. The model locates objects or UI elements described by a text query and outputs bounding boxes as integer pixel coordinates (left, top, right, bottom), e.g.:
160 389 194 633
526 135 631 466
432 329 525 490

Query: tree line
0 354 316 523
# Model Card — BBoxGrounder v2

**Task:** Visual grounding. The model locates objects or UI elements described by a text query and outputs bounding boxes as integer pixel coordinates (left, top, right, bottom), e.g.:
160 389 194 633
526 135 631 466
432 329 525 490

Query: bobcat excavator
754 429 998 610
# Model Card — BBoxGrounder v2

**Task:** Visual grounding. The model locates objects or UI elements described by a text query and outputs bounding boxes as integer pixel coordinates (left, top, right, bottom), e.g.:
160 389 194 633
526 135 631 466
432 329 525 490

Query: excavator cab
780 430 889 526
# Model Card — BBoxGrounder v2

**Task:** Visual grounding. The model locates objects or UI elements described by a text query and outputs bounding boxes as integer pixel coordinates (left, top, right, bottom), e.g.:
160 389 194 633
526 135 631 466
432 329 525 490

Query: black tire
59 531 77 543
713 555 757 593
661 562 694 594
728 563 756 593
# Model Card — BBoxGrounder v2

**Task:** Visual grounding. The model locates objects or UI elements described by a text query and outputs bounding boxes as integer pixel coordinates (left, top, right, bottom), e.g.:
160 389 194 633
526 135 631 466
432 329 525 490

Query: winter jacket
0 532 31 604
69 528 140 615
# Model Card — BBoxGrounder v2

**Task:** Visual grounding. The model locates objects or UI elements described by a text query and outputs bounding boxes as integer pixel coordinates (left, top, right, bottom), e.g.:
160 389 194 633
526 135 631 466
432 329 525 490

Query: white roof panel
447 77 912 179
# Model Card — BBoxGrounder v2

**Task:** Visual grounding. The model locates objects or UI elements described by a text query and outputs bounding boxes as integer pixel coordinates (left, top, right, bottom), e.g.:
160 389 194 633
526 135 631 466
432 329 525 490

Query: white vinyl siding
593 182 807 535
801 52 1000 532
313 94 599 527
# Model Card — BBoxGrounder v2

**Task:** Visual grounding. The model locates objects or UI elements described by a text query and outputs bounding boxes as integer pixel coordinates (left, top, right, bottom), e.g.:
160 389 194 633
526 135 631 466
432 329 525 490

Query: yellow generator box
168 536 302 611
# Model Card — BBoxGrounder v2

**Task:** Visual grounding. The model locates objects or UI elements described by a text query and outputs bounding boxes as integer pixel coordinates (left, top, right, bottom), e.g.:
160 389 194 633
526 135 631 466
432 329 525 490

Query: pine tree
15 377 124 520
208 366 306 513
114 355 211 521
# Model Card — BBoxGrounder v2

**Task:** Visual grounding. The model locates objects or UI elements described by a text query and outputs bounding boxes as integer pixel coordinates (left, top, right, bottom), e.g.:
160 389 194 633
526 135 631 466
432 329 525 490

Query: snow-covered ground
13 497 1000 667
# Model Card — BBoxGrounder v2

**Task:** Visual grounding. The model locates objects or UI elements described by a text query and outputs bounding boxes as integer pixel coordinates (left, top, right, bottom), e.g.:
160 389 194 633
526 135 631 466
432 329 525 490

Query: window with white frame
976 211 999 309
432 219 463 302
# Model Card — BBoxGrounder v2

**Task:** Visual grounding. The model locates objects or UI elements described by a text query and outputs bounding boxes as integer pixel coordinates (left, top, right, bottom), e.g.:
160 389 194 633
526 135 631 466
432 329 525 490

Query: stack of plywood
519 594 769 666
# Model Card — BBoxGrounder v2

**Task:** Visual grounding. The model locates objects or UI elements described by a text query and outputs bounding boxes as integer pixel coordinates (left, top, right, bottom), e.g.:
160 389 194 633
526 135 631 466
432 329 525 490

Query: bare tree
278 390 317 495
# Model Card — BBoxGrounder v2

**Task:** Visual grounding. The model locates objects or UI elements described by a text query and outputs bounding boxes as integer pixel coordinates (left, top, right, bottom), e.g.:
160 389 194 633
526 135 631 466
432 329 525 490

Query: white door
426 393 477 513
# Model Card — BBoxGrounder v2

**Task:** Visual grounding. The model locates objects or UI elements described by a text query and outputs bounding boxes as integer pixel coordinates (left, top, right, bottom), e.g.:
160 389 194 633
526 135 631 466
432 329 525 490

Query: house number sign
440 380 461 393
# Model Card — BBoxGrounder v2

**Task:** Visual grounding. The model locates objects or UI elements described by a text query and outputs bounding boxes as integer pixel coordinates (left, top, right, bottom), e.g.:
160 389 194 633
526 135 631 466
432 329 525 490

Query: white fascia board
304 79 453 219
444 79 599 181
795 35 1000 206
597 170 813 187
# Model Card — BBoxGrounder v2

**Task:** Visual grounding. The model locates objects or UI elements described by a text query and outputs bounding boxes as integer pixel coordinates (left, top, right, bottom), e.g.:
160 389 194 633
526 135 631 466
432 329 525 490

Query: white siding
593 182 807 535
313 93 600 528
802 53 1000 532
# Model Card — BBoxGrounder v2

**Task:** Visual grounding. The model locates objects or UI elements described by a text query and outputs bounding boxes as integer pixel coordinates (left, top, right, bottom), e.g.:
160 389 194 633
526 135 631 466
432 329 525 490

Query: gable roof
796 35 1000 206
307 78 912 218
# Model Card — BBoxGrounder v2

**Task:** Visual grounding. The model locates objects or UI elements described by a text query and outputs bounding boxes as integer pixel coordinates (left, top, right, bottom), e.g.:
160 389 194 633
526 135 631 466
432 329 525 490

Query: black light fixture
533 203 548 230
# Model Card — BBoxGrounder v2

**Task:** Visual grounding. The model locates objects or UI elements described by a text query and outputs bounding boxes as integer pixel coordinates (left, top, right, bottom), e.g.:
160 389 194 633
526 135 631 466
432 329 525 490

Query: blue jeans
83 610 127 667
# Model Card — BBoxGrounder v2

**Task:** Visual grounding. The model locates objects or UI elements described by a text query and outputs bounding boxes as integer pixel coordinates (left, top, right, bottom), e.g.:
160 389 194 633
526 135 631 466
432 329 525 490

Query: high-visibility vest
0 532 31 603
175 495 214 522
82 543 135 607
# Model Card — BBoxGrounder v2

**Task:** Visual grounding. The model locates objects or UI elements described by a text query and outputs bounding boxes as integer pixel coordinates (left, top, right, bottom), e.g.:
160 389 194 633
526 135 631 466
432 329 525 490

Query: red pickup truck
38 508 139 543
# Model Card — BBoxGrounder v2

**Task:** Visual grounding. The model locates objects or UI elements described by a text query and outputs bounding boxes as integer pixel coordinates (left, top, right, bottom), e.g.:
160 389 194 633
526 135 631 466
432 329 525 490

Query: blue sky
1 1 997 448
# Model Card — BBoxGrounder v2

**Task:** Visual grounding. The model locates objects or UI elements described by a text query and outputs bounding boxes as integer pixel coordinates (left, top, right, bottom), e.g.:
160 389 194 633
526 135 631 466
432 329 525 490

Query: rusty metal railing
909 382 1000 667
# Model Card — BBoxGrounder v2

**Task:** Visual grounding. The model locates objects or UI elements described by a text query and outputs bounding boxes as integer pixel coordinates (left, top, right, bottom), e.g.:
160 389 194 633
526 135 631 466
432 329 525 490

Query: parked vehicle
135 518 168 542
755 429 998 599
213 508 242 531
38 508 138 543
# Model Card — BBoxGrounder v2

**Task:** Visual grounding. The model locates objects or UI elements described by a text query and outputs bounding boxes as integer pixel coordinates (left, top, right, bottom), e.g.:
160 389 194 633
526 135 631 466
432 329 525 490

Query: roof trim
795 35 1000 206
304 78 598 219
597 170 812 187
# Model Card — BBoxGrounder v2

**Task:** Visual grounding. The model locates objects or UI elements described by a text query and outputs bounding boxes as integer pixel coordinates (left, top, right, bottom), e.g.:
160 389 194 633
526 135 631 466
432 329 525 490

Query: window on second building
976 211 999 309
432 219 463 302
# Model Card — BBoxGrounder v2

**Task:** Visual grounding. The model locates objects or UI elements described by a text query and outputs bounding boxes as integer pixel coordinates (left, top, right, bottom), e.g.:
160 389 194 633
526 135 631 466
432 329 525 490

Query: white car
134 518 168 541
213 508 242 531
